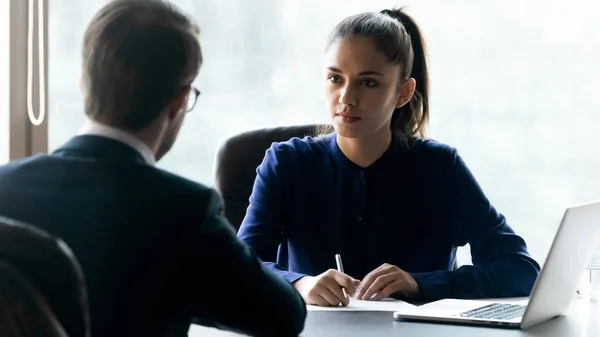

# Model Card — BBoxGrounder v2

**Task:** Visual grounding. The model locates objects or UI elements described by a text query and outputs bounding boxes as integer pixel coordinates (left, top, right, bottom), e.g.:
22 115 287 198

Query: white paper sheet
307 297 416 311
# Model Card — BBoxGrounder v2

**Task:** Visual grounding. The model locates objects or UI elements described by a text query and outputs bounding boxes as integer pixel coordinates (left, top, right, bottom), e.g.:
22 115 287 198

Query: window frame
9 0 48 160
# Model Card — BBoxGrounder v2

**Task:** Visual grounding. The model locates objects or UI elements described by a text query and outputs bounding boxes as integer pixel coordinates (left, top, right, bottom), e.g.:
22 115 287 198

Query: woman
0 217 90 337
237 8 540 307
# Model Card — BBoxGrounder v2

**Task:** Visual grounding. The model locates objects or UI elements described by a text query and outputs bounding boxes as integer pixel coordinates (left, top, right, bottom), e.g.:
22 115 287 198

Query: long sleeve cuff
263 262 307 284
409 261 538 302
410 270 456 302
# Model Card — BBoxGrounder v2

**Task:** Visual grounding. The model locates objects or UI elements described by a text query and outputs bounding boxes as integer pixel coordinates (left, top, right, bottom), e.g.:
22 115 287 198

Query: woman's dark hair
0 217 90 337
323 7 429 138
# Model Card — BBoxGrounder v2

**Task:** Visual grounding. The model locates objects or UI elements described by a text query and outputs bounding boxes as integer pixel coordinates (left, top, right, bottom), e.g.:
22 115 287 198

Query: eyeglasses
186 87 201 112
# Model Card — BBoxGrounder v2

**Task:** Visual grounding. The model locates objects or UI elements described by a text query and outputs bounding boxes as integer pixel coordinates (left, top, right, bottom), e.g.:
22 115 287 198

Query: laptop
393 200 600 329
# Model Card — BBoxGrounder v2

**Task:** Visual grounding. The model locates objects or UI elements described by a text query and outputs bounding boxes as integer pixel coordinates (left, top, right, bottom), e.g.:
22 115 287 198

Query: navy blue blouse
237 133 540 301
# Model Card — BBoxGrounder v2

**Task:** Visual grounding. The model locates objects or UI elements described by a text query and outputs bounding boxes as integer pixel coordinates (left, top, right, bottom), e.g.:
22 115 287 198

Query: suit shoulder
151 168 215 198
0 154 50 175
143 168 224 225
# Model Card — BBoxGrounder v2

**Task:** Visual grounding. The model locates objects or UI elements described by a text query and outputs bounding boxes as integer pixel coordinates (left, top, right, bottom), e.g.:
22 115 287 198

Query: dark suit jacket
0 135 306 337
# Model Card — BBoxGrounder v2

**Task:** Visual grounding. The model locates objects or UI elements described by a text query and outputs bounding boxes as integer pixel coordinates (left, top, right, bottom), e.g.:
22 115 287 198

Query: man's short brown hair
82 0 202 130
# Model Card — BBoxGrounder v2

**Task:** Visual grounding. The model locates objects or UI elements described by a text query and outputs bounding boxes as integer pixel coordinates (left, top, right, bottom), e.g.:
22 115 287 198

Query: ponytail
382 8 429 138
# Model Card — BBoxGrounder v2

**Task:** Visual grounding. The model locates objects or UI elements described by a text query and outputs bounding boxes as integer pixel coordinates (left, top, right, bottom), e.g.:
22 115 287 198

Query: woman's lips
335 113 361 124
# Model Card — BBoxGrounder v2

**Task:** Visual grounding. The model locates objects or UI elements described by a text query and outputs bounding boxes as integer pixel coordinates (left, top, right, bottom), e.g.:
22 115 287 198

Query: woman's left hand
355 263 420 301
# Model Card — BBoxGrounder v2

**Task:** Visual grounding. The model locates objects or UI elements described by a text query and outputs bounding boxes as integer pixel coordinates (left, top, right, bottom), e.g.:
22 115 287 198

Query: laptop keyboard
460 303 525 320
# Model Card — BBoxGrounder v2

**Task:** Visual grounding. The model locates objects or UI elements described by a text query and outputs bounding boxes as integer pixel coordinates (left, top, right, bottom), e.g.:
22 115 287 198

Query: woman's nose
338 86 357 106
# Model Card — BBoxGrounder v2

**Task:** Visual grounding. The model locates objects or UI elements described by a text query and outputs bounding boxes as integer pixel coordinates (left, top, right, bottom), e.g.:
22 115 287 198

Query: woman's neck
336 128 392 168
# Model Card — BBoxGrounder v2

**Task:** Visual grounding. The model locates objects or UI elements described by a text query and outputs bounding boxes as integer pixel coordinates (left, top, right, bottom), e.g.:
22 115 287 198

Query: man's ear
167 86 192 120
395 78 416 109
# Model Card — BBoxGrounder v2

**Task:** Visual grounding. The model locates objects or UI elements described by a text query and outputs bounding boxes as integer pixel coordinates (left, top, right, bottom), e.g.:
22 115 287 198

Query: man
0 1 306 336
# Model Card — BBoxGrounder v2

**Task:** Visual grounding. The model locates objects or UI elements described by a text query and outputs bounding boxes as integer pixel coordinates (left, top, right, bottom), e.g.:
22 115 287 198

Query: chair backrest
0 260 68 337
0 216 90 337
214 124 324 230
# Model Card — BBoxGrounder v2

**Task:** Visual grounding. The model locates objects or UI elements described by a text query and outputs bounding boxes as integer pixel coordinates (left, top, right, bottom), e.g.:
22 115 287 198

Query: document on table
306 297 416 311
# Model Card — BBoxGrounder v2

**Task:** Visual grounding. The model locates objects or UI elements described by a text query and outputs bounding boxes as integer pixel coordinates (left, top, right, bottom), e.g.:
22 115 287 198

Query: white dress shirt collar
77 119 156 165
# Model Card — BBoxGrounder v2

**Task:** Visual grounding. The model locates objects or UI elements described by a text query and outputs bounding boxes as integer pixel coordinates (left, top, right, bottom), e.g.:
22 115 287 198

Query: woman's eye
328 74 341 83
362 79 378 87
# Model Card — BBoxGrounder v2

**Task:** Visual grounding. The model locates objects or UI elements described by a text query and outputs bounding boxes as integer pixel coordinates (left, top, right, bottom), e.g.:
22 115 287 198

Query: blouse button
358 171 364 178
355 215 363 222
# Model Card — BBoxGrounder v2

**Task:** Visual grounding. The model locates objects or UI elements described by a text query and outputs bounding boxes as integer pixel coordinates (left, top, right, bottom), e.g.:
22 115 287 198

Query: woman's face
323 36 413 139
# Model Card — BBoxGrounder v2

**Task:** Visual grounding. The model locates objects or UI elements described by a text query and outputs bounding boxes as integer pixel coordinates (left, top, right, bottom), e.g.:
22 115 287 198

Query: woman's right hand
293 269 360 306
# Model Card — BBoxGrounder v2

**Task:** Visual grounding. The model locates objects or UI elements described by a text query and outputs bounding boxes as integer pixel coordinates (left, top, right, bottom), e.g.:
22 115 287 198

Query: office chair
0 216 90 337
214 124 325 231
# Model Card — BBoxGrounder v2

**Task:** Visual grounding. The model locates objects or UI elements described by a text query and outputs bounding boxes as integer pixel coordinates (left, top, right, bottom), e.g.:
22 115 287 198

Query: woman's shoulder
394 137 468 181
259 133 334 181
267 133 334 159
403 136 460 164
407 137 457 154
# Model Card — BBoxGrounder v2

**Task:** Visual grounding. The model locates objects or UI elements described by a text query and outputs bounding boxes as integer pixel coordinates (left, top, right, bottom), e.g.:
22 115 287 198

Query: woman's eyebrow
326 67 383 77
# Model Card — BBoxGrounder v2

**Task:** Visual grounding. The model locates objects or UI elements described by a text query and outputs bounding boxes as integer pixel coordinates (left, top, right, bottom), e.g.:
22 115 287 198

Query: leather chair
0 216 90 337
214 124 326 231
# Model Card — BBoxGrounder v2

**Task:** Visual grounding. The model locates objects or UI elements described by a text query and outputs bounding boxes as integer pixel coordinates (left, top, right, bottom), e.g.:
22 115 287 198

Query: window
48 0 599 264
0 0 9 164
